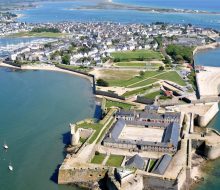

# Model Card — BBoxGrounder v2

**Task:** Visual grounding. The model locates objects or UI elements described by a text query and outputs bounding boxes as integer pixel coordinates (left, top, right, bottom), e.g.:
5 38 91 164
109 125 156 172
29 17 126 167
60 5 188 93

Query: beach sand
0 62 93 82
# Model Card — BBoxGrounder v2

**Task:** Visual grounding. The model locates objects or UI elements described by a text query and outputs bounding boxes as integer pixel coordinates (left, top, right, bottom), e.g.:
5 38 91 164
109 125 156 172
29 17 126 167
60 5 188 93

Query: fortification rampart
58 162 108 185
204 142 220 160
197 102 219 127
142 175 177 190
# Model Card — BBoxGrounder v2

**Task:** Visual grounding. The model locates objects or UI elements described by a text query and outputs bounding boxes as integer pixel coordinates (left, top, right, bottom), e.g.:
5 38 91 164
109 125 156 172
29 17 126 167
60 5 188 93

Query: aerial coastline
69 0 220 15
1 1 220 190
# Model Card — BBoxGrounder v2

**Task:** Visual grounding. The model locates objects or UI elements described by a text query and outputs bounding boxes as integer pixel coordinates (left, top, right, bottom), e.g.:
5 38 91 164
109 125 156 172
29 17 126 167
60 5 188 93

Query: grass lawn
96 118 115 143
154 71 186 86
106 155 124 167
129 78 159 88
7 31 65 38
106 71 161 87
144 90 162 100
111 50 163 62
91 154 106 164
106 100 132 110
57 64 92 72
128 71 186 88
99 69 139 82
76 123 103 144
115 62 146 67
148 159 157 172
122 84 160 97
115 62 162 68
99 69 185 88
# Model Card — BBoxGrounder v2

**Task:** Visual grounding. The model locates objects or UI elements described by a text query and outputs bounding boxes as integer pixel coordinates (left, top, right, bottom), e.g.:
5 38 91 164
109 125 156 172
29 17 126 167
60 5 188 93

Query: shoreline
193 42 220 56
0 62 94 83
68 0 220 15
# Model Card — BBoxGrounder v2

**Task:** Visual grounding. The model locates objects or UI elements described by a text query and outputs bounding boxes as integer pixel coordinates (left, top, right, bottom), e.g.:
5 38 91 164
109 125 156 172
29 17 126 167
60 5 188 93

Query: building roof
125 154 145 170
116 110 135 117
110 119 126 141
163 122 180 148
152 154 172 175
116 109 181 122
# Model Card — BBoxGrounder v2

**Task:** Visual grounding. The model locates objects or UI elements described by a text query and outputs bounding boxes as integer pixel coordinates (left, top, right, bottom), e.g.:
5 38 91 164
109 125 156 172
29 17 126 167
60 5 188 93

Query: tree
139 71 145 78
158 66 165 71
113 58 121 62
96 79 109 87
62 54 70 65
163 56 171 65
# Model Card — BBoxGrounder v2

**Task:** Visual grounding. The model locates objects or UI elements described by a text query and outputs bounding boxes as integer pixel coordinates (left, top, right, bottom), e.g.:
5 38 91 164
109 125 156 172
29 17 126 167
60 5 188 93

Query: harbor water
0 68 95 190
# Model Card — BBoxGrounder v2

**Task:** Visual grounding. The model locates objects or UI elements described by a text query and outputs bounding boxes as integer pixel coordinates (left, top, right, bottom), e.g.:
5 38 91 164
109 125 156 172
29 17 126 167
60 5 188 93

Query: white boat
3 143 8 149
8 163 13 171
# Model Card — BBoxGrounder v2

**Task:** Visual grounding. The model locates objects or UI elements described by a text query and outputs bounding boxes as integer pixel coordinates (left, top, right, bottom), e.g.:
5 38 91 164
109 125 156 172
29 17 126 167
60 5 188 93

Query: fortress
103 106 181 153
58 103 220 190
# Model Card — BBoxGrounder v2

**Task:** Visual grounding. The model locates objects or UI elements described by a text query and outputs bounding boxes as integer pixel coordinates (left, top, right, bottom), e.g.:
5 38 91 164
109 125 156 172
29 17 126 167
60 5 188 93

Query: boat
3 142 8 149
8 163 13 171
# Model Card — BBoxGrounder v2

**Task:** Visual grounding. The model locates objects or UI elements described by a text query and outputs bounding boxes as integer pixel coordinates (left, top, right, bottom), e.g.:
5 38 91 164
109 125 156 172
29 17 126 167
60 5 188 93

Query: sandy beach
196 66 220 97
0 62 93 82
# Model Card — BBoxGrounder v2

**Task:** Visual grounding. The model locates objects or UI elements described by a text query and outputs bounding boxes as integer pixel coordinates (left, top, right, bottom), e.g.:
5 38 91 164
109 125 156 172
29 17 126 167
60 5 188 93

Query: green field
144 90 162 100
107 71 163 87
115 62 161 68
111 50 163 62
7 31 65 38
76 122 103 144
57 64 92 72
106 155 124 167
122 84 160 97
106 100 133 110
103 70 185 88
148 159 157 172
128 71 186 88
96 118 115 143
91 154 106 164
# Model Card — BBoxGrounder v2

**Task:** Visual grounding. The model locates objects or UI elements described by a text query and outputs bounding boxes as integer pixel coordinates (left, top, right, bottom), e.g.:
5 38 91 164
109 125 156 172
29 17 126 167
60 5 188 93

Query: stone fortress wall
197 102 219 127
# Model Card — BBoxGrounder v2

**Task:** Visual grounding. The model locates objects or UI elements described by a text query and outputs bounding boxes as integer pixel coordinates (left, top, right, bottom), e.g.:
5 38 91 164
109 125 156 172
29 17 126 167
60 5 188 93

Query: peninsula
1 18 220 190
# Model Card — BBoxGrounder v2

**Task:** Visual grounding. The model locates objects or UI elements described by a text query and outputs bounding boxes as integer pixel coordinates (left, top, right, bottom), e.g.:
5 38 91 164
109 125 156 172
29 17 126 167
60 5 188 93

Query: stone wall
58 163 108 185
197 102 219 127
204 143 220 160
143 175 178 190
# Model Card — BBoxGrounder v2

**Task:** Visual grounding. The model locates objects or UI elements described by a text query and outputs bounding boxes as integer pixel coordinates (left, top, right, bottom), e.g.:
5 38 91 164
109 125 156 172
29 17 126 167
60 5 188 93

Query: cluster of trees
61 54 70 65
96 79 109 87
77 46 91 54
163 56 171 65
114 56 145 63
166 45 194 64
31 27 60 33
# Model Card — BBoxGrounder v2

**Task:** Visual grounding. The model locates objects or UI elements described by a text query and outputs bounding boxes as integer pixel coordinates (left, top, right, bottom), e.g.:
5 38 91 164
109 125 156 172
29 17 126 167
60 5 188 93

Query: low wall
143 175 177 190
136 96 154 105
96 90 125 100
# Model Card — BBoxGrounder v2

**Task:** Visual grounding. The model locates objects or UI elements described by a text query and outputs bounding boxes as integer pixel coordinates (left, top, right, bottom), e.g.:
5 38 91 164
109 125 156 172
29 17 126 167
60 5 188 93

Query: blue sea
15 1 220 30
116 0 220 12
0 68 95 190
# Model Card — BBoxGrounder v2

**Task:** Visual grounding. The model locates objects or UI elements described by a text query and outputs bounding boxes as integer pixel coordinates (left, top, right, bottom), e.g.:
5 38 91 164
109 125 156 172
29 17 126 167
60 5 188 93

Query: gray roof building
152 154 172 175
125 154 146 170
163 123 180 149
110 119 126 141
